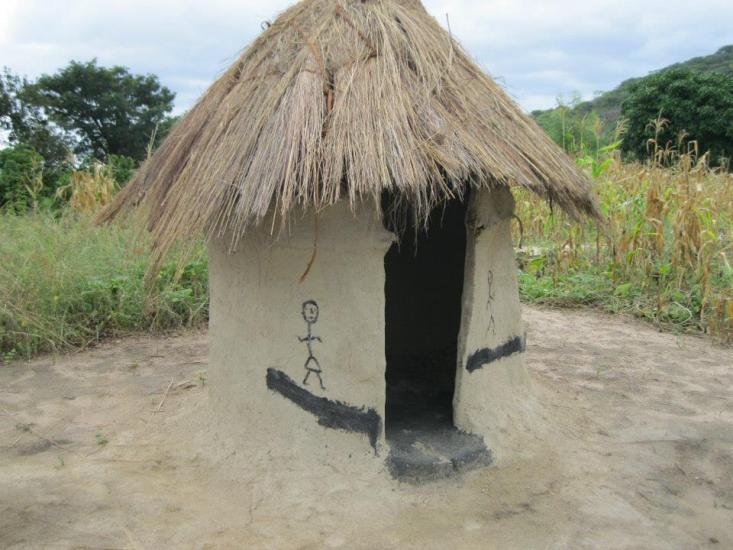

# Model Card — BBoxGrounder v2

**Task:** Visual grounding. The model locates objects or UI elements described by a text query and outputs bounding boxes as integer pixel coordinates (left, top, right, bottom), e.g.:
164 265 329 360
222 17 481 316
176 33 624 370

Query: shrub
0 144 45 212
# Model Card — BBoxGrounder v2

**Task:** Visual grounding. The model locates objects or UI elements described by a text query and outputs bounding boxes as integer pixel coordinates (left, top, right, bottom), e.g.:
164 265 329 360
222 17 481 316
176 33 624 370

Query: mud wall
454 187 535 458
207 189 534 469
208 202 394 461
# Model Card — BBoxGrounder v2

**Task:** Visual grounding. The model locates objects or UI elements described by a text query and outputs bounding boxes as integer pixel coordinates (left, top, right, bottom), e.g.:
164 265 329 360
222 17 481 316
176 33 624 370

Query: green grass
518 267 708 332
0 211 208 361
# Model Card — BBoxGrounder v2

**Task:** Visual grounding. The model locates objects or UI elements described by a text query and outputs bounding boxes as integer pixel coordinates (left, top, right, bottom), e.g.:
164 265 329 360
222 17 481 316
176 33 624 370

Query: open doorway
383 194 468 435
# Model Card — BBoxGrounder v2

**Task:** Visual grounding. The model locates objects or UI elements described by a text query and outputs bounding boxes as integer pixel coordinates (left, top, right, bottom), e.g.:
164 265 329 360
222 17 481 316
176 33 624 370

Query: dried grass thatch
99 0 600 266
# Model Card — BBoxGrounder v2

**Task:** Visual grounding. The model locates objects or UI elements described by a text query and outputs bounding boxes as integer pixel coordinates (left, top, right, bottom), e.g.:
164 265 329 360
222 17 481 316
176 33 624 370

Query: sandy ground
1 306 732 550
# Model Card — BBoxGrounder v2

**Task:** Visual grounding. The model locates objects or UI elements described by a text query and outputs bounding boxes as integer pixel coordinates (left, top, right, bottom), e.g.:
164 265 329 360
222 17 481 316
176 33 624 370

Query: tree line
0 60 175 212
3 58 732 213
534 68 733 165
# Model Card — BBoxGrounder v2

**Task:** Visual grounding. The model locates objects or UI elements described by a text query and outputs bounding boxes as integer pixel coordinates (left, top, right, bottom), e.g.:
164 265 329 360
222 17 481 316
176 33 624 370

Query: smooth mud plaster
455 187 535 459
208 188 534 475
209 202 394 461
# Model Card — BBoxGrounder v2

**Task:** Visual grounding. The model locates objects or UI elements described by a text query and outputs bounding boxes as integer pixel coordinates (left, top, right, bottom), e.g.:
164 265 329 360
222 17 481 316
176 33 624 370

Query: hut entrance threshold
382 193 491 482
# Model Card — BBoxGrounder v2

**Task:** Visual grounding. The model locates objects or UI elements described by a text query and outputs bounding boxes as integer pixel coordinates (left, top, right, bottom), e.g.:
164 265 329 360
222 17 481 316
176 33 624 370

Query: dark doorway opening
383 194 468 435
382 192 494 481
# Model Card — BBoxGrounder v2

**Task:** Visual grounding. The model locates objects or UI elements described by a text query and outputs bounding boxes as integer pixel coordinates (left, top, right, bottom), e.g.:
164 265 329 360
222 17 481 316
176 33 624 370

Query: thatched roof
100 0 599 262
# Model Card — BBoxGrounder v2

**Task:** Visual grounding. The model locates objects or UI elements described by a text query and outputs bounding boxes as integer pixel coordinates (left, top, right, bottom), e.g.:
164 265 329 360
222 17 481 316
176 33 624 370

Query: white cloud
2 0 732 113
0 0 22 45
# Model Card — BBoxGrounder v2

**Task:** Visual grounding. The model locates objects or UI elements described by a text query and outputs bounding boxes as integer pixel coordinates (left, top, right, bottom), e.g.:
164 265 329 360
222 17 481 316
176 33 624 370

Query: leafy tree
1 68 73 172
27 60 175 161
0 75 11 123
533 45 733 143
621 69 733 162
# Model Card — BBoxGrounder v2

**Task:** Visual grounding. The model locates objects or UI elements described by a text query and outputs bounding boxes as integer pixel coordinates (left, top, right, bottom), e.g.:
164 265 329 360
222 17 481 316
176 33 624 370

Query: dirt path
1 306 731 549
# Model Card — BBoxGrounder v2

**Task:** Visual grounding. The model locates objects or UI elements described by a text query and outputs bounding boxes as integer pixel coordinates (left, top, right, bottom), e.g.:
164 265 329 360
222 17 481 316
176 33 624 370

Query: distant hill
532 45 733 130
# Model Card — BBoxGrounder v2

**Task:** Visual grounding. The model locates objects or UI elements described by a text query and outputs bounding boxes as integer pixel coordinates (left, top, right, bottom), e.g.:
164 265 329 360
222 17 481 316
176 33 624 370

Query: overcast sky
1 0 732 114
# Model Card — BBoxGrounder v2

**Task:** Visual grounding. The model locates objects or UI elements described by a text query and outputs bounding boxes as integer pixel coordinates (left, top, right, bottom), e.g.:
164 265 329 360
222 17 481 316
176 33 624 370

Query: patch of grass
0 210 208 360
519 269 704 331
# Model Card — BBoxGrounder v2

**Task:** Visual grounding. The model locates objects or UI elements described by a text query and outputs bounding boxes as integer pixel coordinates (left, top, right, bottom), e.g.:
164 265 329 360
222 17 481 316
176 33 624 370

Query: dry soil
1 306 731 549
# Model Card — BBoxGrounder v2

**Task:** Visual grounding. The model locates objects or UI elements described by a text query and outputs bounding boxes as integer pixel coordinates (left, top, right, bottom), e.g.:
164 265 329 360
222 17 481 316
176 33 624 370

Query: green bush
0 143 45 212
0 211 208 360
107 154 137 185
622 69 733 163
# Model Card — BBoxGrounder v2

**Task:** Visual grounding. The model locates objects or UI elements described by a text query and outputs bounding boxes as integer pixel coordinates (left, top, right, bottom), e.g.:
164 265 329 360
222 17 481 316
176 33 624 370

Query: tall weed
0 211 208 361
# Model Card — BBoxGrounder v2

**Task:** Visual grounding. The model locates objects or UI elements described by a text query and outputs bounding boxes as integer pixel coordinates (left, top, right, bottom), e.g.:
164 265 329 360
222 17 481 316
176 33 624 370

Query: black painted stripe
465 335 526 373
266 368 382 452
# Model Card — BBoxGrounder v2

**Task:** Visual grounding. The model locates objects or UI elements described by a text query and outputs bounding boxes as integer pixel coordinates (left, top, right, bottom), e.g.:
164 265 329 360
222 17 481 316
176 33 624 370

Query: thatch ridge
99 0 600 265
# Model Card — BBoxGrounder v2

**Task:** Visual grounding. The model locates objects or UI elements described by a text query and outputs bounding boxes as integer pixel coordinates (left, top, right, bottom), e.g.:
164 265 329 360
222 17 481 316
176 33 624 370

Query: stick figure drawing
486 270 497 337
299 300 325 390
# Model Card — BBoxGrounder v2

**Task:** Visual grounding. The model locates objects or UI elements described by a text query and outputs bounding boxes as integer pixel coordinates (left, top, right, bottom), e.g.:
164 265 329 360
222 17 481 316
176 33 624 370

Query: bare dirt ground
1 306 732 550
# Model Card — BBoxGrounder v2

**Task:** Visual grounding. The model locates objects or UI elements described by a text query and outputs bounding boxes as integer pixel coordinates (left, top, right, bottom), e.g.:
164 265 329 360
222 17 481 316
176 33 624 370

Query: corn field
515 147 733 342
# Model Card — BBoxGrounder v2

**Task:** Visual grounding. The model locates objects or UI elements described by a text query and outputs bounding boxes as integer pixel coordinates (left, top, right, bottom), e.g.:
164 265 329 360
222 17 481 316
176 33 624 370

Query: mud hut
100 0 599 480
